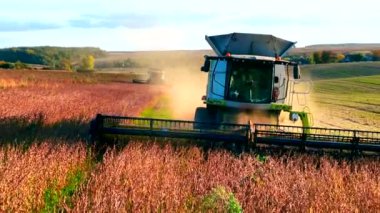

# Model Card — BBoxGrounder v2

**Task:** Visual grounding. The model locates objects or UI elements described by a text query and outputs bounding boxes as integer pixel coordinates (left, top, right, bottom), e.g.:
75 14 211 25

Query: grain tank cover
206 32 296 57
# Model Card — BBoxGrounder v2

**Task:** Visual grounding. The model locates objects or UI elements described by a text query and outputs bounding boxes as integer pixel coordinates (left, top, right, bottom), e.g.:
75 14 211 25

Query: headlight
289 112 299 122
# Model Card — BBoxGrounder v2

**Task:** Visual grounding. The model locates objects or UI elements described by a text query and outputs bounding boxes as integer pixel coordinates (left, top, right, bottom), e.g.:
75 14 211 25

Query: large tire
194 107 216 129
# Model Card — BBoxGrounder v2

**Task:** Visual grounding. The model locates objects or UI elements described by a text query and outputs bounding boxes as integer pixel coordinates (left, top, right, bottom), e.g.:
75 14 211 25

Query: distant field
289 43 380 55
0 69 136 88
302 61 380 80
301 62 380 131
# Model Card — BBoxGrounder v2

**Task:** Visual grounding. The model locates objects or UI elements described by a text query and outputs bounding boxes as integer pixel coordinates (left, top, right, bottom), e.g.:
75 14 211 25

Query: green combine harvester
91 33 380 153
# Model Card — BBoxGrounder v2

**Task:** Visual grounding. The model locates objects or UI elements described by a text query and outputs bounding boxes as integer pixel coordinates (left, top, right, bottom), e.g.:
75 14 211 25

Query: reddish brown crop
0 70 379 212
0 142 86 211
0 71 162 122
70 143 380 212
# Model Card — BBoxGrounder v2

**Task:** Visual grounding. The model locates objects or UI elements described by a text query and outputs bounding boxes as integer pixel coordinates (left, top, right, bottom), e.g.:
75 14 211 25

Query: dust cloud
125 50 209 120
163 66 207 120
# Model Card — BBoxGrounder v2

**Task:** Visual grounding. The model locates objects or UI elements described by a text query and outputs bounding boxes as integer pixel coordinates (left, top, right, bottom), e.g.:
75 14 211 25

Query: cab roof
206 32 296 58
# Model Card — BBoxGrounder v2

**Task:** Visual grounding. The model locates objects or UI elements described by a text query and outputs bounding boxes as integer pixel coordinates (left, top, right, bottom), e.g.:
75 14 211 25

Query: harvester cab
196 33 309 127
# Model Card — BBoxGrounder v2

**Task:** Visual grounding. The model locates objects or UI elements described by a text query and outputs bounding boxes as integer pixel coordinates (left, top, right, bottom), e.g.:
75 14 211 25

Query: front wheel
194 107 217 129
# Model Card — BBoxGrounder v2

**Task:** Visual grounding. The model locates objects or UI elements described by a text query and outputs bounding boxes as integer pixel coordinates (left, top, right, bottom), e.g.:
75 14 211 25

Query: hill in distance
1 43 380 70
289 43 380 55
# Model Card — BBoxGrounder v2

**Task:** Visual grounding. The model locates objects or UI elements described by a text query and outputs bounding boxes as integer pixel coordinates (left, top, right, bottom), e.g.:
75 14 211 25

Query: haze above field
1 0 379 51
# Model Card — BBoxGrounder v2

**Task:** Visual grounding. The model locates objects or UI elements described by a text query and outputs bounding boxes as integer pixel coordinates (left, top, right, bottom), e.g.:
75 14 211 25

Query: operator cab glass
227 60 273 103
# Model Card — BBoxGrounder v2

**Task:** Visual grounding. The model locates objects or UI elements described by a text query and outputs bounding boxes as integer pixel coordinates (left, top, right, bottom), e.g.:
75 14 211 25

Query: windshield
227 60 273 103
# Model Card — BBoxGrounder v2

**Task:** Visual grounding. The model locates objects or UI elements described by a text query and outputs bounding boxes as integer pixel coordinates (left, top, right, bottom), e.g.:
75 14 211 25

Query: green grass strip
140 96 172 119
200 186 243 213
41 150 96 212
42 168 86 212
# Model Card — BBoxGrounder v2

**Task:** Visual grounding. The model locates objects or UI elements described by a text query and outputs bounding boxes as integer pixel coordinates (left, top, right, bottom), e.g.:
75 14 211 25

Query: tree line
0 47 106 71
286 50 380 64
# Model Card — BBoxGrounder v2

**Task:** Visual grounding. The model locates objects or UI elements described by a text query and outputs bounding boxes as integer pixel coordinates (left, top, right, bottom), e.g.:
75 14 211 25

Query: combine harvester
91 33 380 154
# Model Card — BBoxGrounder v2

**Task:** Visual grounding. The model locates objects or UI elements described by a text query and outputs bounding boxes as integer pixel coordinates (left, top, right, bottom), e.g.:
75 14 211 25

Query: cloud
68 12 216 30
0 21 61 32
69 14 156 29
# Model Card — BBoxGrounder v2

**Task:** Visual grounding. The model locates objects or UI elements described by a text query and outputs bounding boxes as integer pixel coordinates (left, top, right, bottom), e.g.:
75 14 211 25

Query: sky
0 0 379 51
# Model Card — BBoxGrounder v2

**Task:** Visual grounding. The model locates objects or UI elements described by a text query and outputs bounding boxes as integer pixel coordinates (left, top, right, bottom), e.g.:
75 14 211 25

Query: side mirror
293 65 301 79
201 57 210 72
274 76 279 84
